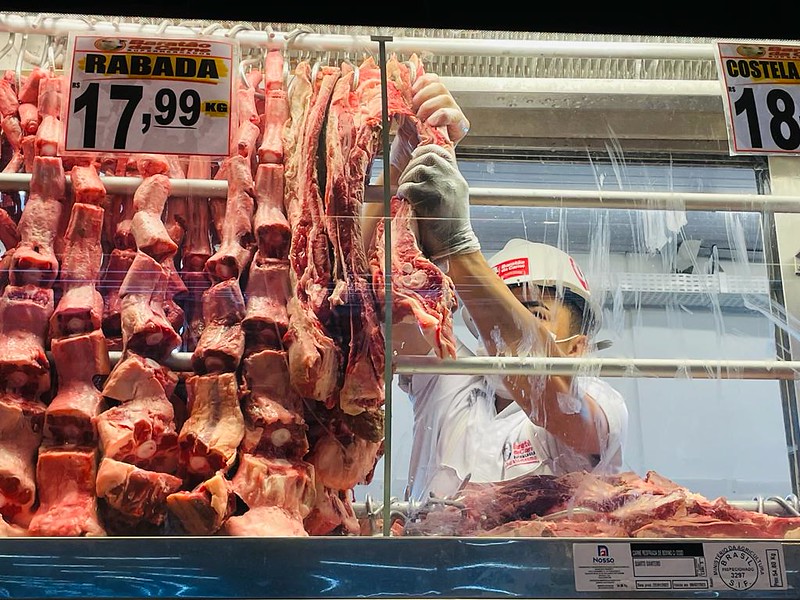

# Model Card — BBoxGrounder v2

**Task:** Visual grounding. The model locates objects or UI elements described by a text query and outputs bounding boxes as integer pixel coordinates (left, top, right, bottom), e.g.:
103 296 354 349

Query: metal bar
0 14 722 58
353 498 800 520
109 351 800 379
393 355 800 379
4 172 800 213
374 33 394 539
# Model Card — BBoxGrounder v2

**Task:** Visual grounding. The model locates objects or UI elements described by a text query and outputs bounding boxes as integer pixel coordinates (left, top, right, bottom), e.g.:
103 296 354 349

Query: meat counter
1 11 800 600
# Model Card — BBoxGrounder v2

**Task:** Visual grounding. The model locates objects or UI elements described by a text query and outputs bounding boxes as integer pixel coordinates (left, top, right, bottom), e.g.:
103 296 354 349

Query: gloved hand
397 144 480 261
390 73 470 173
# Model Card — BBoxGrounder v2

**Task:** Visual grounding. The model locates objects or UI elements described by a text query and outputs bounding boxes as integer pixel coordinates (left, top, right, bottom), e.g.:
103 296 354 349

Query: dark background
1 1 797 40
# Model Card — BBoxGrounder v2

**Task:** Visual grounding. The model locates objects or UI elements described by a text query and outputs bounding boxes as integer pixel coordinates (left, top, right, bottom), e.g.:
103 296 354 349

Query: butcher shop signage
63 34 236 156
573 541 787 592
716 42 800 155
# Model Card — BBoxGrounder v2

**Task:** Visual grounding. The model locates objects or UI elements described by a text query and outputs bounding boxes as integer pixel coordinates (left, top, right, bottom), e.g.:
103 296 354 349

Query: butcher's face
510 285 578 350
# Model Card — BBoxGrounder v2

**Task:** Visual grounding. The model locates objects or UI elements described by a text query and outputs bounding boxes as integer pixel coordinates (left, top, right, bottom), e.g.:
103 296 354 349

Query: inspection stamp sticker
573 541 787 592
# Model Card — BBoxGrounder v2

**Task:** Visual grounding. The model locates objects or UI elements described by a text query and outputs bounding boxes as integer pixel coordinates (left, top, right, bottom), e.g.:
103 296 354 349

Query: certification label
573 542 787 592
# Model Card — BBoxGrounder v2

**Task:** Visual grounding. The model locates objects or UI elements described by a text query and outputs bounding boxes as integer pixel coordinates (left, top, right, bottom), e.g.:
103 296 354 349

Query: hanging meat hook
0 33 17 63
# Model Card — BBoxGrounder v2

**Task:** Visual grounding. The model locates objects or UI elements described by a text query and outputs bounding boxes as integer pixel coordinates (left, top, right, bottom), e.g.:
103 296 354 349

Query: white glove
397 144 480 261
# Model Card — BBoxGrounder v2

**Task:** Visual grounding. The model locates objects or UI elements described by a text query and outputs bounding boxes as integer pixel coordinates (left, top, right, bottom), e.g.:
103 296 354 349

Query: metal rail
393 355 800 380
0 13 724 58
107 351 800 379
3 173 799 213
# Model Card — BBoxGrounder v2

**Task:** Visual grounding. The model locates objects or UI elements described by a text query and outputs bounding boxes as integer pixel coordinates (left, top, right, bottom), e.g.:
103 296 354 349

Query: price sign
716 42 800 155
64 34 237 156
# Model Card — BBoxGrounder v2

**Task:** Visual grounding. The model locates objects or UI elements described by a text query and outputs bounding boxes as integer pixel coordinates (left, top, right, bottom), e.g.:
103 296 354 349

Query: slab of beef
479 519 629 538
231 453 315 519
70 164 106 205
258 90 289 165
94 396 180 475
118 251 182 360
181 156 213 272
10 156 65 287
166 472 236 535
164 156 187 251
28 446 106 537
307 428 382 491
179 372 244 479
50 202 105 337
95 457 182 526
0 284 53 397
45 330 109 446
0 393 45 527
253 163 290 259
191 279 246 374
324 65 385 415
0 206 19 250
304 483 360 536
102 352 178 404
242 255 290 350
101 248 136 346
370 196 457 360
633 514 783 538
131 174 178 262
180 157 213 349
283 61 341 404
181 271 211 352
225 505 307 536
205 155 256 282
240 349 308 459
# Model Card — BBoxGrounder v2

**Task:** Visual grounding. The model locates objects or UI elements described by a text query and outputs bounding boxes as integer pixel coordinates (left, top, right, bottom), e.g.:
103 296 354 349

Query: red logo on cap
494 258 529 280
570 257 589 291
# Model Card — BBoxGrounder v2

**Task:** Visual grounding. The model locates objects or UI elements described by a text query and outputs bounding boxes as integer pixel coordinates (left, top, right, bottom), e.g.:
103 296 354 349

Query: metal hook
15 33 27 92
226 22 255 39
155 19 173 36
201 22 222 36
0 33 16 63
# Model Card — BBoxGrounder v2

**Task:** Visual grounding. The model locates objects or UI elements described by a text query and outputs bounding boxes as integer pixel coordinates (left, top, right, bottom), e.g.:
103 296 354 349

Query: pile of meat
0 51 457 537
403 469 800 538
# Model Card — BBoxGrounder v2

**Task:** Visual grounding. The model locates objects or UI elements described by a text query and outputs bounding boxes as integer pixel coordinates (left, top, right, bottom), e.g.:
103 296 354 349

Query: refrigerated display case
1 11 800 599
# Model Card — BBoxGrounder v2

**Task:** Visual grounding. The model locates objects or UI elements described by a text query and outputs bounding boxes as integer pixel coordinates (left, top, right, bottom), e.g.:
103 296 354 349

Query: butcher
365 74 629 503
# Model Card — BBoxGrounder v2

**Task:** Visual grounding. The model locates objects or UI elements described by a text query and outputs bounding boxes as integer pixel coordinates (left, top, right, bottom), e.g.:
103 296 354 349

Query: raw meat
27 446 106 537
179 372 245 479
166 472 236 535
191 279 246 373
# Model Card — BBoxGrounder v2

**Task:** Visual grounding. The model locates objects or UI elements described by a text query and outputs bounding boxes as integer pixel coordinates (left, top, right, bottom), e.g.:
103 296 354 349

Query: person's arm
447 251 608 455
399 146 608 456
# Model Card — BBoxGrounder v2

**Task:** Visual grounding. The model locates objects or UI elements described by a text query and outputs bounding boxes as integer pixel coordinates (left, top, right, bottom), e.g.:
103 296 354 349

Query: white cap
463 239 600 338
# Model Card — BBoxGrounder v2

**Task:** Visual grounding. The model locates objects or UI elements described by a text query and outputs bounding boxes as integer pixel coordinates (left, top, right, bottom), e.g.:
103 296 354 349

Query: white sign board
64 34 236 156
574 541 787 593
716 42 800 155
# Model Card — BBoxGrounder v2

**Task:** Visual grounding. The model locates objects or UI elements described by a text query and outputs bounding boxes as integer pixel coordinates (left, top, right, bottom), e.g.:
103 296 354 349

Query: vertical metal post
766 156 800 495
372 34 394 537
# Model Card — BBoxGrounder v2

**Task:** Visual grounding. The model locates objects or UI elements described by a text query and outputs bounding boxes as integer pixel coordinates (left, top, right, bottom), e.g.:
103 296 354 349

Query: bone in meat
191 278 246 374
131 174 178 262
50 202 105 338
10 156 65 287
253 162 290 259
258 90 289 164
118 252 182 360
166 472 236 535
0 394 45 527
242 255 290 351
27 446 106 537
205 155 256 282
231 453 315 519
94 396 180 475
96 457 182 525
178 372 244 480
240 349 308 459
0 285 53 397
45 330 109 446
